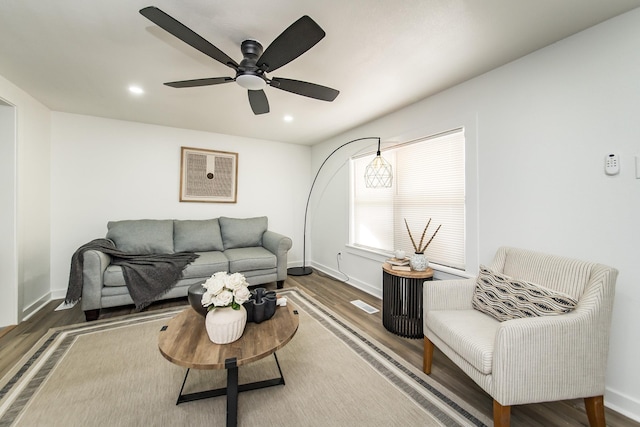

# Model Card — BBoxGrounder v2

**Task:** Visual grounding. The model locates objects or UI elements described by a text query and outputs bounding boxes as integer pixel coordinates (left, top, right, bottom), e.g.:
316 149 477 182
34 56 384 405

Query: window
350 129 465 270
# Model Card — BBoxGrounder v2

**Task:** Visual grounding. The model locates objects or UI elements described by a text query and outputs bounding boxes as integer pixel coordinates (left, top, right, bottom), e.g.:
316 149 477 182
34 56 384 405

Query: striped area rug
0 288 489 426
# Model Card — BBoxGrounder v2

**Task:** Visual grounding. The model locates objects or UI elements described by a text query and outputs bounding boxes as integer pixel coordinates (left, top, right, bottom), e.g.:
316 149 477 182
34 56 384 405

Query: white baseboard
605 387 640 422
309 261 382 299
21 292 52 321
21 288 69 321
50 288 67 300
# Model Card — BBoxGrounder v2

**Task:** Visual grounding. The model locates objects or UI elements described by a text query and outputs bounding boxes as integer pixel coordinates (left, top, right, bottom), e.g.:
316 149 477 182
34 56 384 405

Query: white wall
0 101 17 327
49 113 310 294
309 9 640 421
0 74 51 325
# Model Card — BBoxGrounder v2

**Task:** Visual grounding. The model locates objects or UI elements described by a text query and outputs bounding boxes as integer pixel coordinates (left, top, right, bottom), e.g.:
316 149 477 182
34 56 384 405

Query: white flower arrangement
201 271 251 311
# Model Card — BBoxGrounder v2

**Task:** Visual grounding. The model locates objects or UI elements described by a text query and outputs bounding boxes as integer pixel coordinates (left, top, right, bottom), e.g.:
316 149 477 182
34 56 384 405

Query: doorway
0 99 18 327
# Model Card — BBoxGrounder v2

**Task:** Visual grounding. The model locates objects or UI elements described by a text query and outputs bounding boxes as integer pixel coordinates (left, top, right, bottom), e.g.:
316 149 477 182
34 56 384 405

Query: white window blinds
350 129 465 270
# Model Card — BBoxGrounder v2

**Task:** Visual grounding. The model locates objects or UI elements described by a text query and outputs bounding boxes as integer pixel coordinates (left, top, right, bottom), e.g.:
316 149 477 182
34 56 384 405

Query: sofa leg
276 280 284 289
493 400 511 427
85 309 100 322
423 336 434 374
584 395 606 427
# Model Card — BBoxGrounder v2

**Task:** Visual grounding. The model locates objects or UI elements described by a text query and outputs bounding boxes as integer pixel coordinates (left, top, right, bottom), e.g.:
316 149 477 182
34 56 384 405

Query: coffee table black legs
175 353 285 427
226 358 238 427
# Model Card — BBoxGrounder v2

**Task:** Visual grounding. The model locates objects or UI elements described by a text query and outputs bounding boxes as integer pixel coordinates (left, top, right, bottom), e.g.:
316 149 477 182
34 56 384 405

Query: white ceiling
1 0 639 145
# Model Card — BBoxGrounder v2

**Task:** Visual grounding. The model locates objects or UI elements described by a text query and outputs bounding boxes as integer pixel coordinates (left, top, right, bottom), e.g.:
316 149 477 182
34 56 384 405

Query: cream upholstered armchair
422 247 618 427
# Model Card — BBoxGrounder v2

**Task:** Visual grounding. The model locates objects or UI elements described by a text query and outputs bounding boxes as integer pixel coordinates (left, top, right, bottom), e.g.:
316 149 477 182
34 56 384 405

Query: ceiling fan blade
257 16 325 73
248 90 269 115
270 78 339 101
140 6 238 70
164 77 234 88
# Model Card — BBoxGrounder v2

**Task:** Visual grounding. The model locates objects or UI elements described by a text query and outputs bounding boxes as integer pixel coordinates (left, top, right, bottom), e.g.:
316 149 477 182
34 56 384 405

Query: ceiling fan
139 6 340 115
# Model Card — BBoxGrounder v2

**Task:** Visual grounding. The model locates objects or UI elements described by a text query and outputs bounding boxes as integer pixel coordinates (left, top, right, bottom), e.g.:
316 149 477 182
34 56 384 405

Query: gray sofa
80 216 292 321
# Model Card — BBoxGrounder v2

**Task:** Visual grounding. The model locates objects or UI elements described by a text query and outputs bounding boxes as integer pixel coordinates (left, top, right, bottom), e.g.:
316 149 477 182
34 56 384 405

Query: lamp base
287 266 313 276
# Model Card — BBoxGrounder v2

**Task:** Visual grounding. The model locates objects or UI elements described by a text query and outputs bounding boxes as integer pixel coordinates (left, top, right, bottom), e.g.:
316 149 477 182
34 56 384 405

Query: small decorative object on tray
243 287 277 323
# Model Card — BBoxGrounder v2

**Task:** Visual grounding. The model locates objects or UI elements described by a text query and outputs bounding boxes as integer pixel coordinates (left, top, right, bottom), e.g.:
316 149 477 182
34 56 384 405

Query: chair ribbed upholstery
424 246 617 410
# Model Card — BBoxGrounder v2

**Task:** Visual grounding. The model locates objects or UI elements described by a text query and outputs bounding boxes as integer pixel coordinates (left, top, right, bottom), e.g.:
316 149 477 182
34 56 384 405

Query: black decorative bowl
243 288 277 323
187 282 208 317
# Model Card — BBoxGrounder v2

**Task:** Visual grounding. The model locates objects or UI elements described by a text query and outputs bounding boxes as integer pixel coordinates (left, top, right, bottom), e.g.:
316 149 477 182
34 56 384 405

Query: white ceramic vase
410 253 428 271
205 305 247 344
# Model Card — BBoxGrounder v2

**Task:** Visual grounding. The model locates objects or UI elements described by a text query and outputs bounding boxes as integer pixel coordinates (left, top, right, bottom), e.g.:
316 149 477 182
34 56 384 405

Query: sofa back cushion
219 216 267 249
174 219 224 252
106 219 174 254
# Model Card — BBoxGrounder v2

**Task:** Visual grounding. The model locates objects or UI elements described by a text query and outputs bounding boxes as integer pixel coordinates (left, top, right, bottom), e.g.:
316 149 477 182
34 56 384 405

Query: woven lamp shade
364 154 393 188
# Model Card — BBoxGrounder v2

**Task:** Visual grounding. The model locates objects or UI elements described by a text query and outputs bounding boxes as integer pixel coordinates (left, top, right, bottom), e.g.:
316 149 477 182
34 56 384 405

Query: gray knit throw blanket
65 238 200 310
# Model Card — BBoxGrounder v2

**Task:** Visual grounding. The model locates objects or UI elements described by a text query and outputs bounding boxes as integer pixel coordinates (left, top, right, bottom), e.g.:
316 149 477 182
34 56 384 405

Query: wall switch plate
636 156 640 179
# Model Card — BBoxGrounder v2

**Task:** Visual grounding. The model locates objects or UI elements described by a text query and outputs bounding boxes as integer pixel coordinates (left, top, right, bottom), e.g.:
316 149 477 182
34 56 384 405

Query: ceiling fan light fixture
236 74 266 90
140 8 339 115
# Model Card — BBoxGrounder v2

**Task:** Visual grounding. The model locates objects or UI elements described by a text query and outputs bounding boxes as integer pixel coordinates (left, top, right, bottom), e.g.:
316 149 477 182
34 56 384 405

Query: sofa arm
491 264 617 405
424 278 475 311
492 309 608 405
80 249 111 312
262 230 293 281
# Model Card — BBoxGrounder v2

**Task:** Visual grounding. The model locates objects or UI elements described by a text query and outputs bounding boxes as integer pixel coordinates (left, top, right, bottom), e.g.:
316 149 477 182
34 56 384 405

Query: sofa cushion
427 309 499 374
219 216 267 249
106 219 174 254
180 251 229 279
471 265 579 322
174 219 224 252
224 247 276 273
103 265 127 287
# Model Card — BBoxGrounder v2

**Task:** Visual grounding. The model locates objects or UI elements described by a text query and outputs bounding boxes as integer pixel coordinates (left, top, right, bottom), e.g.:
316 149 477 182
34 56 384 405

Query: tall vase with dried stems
404 218 441 272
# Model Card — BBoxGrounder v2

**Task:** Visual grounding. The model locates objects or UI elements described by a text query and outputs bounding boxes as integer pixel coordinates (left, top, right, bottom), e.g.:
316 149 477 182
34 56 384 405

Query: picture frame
179 146 238 203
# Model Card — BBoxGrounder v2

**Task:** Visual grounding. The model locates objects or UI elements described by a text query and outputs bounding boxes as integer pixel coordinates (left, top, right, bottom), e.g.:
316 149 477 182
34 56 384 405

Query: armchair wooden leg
584 395 606 427
423 336 434 374
493 400 511 427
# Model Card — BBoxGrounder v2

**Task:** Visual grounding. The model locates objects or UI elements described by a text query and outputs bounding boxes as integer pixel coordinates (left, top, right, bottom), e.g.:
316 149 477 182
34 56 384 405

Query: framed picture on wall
179 146 238 203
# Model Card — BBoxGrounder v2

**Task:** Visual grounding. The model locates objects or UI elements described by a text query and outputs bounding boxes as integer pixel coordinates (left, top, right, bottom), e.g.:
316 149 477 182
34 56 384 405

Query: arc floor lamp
287 137 393 276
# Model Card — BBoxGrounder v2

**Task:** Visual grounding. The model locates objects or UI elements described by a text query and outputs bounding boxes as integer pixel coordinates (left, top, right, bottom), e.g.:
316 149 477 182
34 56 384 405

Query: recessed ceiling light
128 85 144 95
283 115 293 122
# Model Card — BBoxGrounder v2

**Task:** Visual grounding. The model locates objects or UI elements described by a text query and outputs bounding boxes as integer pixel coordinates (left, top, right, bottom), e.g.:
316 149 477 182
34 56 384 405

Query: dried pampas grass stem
404 218 441 253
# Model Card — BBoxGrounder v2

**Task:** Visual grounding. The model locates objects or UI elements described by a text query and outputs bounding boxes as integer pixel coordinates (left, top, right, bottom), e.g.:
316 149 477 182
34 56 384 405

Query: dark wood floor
1 271 637 426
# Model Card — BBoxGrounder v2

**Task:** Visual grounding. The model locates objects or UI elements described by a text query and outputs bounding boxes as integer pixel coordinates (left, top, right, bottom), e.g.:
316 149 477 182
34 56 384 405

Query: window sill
344 244 474 280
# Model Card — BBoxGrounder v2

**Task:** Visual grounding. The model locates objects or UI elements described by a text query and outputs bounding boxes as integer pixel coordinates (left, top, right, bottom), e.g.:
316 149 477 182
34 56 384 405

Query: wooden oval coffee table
158 303 299 427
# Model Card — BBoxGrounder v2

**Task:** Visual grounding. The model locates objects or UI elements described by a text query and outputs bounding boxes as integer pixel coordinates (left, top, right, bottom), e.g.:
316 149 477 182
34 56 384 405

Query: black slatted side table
382 263 433 338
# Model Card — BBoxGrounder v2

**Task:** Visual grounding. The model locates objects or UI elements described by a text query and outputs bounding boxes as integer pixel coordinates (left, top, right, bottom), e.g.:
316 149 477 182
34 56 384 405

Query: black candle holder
243 288 277 323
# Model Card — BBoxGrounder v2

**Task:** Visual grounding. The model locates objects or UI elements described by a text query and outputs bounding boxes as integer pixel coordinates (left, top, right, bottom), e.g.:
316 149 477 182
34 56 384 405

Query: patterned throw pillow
471 265 579 322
